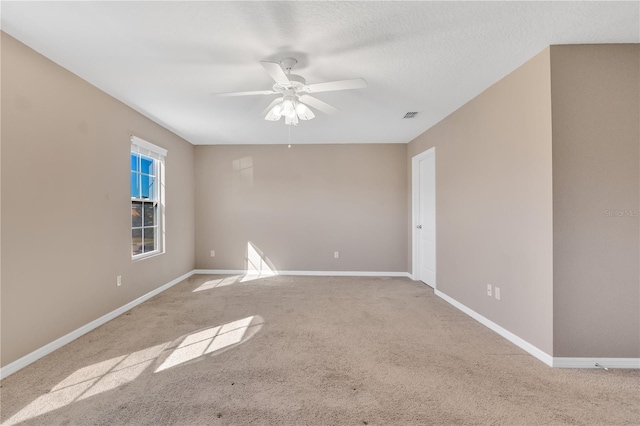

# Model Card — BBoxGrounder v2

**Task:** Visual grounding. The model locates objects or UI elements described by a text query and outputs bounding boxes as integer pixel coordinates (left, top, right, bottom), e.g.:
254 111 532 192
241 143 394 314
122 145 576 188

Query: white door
412 148 436 288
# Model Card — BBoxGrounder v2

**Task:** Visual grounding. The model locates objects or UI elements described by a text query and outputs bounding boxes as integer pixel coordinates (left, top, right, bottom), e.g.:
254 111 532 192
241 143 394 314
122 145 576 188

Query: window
131 136 166 259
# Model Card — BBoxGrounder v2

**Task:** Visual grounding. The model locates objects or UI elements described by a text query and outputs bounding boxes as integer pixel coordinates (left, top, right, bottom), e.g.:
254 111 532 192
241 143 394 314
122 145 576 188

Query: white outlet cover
334 251 339 258
495 287 501 300
211 250 215 257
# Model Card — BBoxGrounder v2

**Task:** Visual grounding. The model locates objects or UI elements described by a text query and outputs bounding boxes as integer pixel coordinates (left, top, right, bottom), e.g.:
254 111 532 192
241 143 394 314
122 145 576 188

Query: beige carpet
1 275 638 425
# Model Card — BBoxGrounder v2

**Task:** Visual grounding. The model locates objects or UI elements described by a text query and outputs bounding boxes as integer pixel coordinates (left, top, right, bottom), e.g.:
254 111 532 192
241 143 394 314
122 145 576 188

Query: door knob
417 225 422 229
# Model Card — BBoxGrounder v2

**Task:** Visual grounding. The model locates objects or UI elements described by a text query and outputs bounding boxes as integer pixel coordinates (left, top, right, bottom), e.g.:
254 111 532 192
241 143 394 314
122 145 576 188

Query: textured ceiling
1 1 639 145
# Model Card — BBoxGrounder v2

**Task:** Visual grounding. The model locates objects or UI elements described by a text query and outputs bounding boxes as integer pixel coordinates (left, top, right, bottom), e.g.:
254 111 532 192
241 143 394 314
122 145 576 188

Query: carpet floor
1 275 638 425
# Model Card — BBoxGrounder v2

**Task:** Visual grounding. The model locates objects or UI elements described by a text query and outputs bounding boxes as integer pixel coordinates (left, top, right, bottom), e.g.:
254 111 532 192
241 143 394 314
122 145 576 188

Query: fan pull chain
288 124 291 148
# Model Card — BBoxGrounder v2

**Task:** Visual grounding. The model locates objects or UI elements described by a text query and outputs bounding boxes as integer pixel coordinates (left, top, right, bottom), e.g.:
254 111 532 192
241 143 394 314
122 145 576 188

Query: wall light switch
487 284 492 297
210 250 215 257
117 275 122 287
495 287 501 300
334 251 339 259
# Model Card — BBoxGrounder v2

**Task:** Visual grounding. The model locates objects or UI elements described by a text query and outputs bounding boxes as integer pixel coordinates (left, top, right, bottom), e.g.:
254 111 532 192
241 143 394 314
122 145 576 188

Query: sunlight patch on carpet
4 316 264 425
3 343 169 425
193 275 244 291
155 316 255 372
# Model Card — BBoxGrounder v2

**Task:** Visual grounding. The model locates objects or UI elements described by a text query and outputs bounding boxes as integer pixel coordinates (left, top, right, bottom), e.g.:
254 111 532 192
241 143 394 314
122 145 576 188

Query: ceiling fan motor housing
280 57 298 73
273 74 307 94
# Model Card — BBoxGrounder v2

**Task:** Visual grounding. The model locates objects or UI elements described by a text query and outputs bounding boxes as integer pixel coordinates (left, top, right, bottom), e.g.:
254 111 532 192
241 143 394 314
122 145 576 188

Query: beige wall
408 49 554 354
1 33 195 366
551 45 640 357
194 144 407 272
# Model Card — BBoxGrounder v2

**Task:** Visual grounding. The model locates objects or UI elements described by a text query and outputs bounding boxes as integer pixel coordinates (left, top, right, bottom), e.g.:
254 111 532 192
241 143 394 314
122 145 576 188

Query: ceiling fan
211 58 367 126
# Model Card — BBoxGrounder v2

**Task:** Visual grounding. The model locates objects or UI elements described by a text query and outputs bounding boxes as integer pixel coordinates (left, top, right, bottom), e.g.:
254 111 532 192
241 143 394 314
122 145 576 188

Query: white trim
552 358 640 369
130 135 167 158
192 269 246 275
411 147 436 284
0 270 194 380
434 289 640 369
131 140 165 259
131 249 162 262
435 289 554 367
193 269 412 278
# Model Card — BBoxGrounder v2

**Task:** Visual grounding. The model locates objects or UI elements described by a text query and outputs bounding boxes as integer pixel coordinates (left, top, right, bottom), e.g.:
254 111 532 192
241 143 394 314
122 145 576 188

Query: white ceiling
1 1 638 145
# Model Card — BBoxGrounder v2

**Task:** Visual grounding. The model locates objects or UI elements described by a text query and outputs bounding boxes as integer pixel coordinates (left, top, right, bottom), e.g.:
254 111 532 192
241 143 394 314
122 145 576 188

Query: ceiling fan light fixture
265 102 282 121
265 100 285 121
285 113 299 126
295 102 315 120
282 99 296 118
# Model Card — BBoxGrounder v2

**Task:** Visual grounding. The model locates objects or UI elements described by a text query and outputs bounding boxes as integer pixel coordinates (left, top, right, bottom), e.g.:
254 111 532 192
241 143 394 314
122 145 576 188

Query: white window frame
131 136 167 260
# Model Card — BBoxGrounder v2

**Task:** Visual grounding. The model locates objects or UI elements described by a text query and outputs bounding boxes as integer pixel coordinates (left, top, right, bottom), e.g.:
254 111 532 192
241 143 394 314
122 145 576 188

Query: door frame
411 147 436 286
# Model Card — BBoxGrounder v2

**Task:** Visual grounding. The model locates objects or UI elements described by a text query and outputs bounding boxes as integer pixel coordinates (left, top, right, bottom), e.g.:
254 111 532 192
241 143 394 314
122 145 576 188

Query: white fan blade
262 98 284 116
298 95 341 115
260 61 290 85
211 90 277 97
306 78 367 93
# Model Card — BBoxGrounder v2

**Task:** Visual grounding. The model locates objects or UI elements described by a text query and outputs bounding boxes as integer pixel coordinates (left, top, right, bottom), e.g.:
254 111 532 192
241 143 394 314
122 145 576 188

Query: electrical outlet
334 251 339 259
487 284 492 297
210 250 215 257
116 275 122 287
495 287 501 300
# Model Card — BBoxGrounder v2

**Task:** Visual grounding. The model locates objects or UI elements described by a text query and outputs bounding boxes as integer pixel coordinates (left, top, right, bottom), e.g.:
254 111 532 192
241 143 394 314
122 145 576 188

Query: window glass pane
131 143 162 258
143 202 156 226
132 228 143 255
141 175 155 199
131 153 139 172
132 202 142 227
131 172 140 198
143 227 156 253
140 156 154 176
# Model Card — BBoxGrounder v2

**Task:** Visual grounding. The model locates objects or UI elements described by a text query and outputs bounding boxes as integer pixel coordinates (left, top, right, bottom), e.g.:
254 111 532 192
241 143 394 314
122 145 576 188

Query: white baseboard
0 270 195 380
434 289 554 367
553 357 640 369
435 290 640 369
193 269 412 278
193 269 247 275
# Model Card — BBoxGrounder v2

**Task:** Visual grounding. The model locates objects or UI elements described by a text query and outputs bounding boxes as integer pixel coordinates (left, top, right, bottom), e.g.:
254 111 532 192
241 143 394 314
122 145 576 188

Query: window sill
132 250 164 262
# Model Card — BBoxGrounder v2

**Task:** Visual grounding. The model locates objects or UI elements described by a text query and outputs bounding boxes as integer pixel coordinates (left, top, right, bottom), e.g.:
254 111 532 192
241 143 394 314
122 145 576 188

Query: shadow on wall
3 316 264 425
194 242 279 292
232 156 254 187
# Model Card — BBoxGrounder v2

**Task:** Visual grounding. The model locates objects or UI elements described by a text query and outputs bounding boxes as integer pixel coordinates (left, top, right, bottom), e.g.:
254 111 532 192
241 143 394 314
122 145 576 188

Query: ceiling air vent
403 111 419 119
